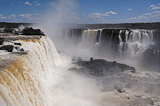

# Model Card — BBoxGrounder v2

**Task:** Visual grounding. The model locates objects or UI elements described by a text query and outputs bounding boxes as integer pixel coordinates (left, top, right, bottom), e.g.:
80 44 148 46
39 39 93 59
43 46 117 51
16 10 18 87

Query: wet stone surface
71 57 136 76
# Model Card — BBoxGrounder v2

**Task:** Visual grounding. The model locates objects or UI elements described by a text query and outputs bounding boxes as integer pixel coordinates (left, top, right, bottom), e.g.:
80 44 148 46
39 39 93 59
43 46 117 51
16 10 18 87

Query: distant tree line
76 22 160 30
1 21 160 30
0 22 33 28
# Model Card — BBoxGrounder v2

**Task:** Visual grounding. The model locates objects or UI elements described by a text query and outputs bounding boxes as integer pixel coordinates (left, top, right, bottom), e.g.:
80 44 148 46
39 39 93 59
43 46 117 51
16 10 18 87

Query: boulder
0 45 14 52
114 85 125 93
0 38 4 45
14 42 21 46
15 46 24 52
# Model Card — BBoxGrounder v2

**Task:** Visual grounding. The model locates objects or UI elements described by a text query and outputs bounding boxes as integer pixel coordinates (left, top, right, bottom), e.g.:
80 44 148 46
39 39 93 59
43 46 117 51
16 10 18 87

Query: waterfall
78 29 99 49
64 28 158 68
66 28 156 60
0 37 59 106
98 29 102 44
119 29 155 60
108 30 115 54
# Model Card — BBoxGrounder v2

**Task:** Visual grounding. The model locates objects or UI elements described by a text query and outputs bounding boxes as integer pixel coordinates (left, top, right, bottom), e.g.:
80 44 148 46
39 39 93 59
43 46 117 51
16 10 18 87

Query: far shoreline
0 22 160 30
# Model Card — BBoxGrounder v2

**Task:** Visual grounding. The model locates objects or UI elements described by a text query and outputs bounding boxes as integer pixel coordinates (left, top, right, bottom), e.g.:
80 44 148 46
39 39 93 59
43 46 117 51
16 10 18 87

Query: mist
34 0 125 105
33 0 160 106
35 0 98 59
34 0 116 105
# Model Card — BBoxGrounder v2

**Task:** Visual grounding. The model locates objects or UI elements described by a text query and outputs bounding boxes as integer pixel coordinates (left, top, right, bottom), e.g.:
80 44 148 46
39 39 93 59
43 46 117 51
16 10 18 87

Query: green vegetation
22 27 44 35
0 22 33 28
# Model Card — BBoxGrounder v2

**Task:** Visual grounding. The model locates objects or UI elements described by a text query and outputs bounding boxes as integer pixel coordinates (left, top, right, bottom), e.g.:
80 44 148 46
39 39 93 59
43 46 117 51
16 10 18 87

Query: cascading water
0 36 113 106
119 29 155 60
57 27 160 105
0 37 60 106
78 29 99 49
65 28 156 61
65 28 158 68
108 30 115 54
1 27 160 106
98 29 102 45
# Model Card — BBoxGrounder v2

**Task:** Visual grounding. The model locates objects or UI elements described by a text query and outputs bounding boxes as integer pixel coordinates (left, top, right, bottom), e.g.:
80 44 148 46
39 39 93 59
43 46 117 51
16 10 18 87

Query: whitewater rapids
0 36 160 106
0 36 101 106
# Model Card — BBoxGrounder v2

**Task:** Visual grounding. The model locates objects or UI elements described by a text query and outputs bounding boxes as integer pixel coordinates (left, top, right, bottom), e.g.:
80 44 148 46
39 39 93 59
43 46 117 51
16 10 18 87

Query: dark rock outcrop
75 57 136 76
22 27 44 35
114 85 125 93
14 42 21 46
0 45 14 52
0 38 4 45
15 46 24 52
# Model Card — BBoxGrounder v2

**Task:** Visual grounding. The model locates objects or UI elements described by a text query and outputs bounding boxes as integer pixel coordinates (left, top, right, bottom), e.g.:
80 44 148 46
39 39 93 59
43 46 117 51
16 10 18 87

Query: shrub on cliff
22 27 45 35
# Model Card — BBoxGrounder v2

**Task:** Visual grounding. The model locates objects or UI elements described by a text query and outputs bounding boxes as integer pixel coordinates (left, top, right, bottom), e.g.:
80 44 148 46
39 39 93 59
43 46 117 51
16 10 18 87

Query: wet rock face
0 41 24 52
154 29 160 50
75 57 135 76
14 42 21 46
120 30 126 42
0 45 14 52
101 29 113 46
142 48 160 70
100 29 130 57
0 38 4 45
15 46 24 52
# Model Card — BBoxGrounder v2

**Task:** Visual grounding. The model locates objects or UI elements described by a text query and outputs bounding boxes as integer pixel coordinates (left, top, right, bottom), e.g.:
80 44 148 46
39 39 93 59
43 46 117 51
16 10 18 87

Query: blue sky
0 0 160 23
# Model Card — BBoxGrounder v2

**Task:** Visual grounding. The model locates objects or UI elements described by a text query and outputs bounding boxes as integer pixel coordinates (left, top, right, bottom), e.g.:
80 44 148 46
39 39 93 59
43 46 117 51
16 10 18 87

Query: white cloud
11 3 14 4
107 11 117 15
87 13 107 23
0 13 43 22
85 11 117 23
126 17 139 21
113 15 151 23
148 5 160 10
10 14 16 18
0 14 6 19
36 3 40 6
19 2 23 4
149 13 160 22
159 3 160 5
90 13 102 16
24 1 32 6
143 13 151 15
121 13 160 22
153 11 160 14
128 8 132 10
138 16 148 19
90 11 117 17
0 14 18 21
35 13 41 16
19 14 32 19
8 14 17 21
